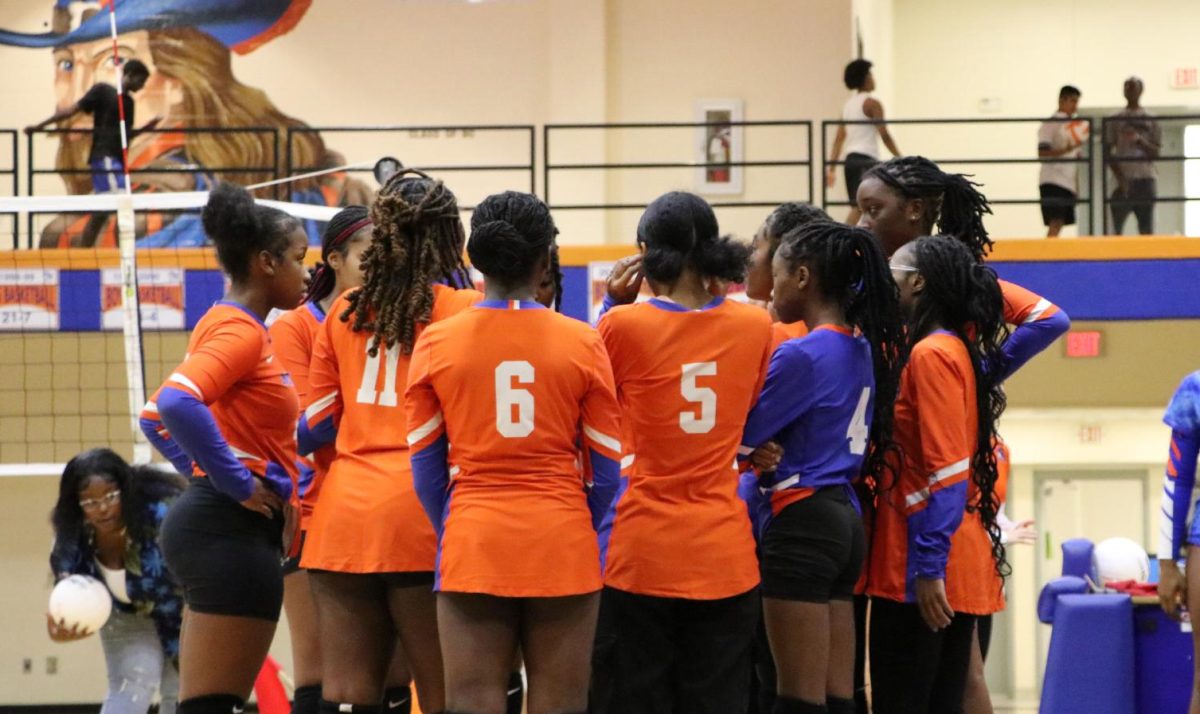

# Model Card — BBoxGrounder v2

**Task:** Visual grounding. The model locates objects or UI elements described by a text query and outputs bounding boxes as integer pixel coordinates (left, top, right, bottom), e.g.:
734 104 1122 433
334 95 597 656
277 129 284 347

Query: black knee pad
293 684 322 714
320 700 381 714
826 696 855 714
506 671 525 714
382 685 412 713
179 694 246 714
773 696 828 714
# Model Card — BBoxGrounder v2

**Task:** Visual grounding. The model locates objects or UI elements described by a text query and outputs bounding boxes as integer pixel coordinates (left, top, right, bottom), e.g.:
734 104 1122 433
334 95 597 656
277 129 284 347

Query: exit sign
1172 67 1199 90
1065 330 1103 358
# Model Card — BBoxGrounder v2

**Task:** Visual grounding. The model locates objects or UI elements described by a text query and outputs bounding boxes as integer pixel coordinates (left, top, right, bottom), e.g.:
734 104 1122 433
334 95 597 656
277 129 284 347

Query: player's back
598 297 773 599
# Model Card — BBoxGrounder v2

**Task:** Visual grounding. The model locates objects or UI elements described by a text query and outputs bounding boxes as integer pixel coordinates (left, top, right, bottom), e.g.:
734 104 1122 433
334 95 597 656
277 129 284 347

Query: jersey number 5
496 360 535 438
680 362 717 434
847 387 870 455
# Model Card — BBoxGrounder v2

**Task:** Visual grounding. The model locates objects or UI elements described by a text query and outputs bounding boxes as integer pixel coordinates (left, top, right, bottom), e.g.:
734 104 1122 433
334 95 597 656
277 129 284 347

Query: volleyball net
0 192 340 478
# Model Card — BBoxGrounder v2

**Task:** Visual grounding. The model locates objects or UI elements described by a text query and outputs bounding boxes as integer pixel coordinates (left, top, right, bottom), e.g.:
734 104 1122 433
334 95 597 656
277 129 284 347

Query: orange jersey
868 331 1001 615
269 303 336 530
406 300 623 596
141 302 300 499
771 320 809 351
598 297 773 599
300 285 482 573
1000 279 1059 326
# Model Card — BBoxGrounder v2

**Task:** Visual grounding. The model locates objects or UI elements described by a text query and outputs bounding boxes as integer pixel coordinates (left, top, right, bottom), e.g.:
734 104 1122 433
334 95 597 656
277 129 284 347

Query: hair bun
202 182 259 246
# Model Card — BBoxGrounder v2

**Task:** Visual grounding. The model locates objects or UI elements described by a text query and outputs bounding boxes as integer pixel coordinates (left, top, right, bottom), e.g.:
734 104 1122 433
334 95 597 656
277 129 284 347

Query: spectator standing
827 59 901 225
1106 77 1161 235
1037 85 1086 238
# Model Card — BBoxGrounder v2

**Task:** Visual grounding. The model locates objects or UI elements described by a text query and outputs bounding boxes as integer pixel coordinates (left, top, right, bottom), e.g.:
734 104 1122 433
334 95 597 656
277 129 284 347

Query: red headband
324 217 373 259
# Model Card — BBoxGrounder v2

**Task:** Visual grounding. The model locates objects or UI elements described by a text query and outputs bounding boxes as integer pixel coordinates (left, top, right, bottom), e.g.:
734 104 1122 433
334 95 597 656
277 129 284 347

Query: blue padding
1040 593 1134 714
991 260 1200 320
1133 604 1194 714
1037 576 1089 624
1061 538 1096 579
58 270 100 331
183 270 225 329
560 266 590 323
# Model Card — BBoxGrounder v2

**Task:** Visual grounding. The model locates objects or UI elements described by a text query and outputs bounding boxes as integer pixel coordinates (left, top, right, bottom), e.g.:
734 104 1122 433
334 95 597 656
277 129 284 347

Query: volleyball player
271 206 422 714
855 156 1070 378
746 202 832 346
1156 370 1200 714
868 235 1009 713
299 170 481 714
141 182 309 714
406 191 621 714
590 191 774 714
739 221 904 714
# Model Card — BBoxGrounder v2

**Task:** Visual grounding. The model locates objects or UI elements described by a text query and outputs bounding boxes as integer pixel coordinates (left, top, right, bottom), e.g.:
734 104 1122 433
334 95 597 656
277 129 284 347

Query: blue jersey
1160 371 1200 561
739 325 874 515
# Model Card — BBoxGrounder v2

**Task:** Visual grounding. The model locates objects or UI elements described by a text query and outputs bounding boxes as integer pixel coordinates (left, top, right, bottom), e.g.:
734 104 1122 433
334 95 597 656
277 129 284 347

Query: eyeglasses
79 491 121 511
890 265 919 274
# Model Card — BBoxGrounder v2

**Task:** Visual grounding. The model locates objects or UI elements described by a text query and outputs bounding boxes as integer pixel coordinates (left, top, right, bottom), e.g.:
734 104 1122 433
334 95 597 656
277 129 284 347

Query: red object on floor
254 656 292 714
1106 579 1158 597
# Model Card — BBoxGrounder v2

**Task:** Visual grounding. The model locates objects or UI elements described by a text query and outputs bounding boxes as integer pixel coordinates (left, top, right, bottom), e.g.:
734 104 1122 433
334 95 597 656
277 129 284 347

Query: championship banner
0 268 60 330
101 268 185 331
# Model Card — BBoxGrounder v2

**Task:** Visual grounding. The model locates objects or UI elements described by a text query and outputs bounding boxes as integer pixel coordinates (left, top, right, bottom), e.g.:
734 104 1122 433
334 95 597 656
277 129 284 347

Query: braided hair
907 235 1011 580
544 243 564 311
638 191 750 284
467 191 558 290
342 169 470 356
775 220 906 491
764 202 831 252
864 156 994 261
305 205 371 304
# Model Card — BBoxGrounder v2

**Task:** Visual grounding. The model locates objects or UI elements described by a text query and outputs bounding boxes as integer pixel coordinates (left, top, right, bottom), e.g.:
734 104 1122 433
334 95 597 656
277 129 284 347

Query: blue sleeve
297 412 337 456
139 416 194 476
1165 372 1200 436
737 470 772 543
156 386 255 502
997 309 1070 380
410 434 451 537
595 293 619 323
1162 430 1200 561
739 344 814 464
908 481 969 579
585 448 621 531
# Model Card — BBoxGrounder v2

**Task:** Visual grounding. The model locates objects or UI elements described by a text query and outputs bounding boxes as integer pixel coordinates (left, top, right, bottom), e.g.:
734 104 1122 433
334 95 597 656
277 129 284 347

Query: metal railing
285 125 537 207
543 120 814 212
821 117 1095 231
24 126 281 248
0 130 17 249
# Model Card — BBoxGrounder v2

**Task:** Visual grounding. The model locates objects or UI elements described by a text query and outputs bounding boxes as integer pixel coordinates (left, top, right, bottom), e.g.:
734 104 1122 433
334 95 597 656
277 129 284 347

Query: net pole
108 5 150 463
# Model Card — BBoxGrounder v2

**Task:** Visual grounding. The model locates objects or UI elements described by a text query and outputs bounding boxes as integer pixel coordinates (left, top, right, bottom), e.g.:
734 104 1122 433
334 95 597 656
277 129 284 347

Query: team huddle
135 157 1069 714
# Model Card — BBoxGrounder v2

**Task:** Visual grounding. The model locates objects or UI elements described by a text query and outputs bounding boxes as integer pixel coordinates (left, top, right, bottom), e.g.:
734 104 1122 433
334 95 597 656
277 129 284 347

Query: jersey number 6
496 360 535 438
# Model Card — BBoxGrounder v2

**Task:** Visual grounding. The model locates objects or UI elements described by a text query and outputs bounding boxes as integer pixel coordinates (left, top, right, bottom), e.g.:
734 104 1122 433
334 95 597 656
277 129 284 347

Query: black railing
821 117 1095 231
25 126 281 248
284 125 537 208
1099 113 1200 235
0 130 17 249
543 120 814 212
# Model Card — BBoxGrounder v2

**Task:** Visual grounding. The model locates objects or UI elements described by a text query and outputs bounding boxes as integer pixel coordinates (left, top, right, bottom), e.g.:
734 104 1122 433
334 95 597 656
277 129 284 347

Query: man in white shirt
1037 85 1085 238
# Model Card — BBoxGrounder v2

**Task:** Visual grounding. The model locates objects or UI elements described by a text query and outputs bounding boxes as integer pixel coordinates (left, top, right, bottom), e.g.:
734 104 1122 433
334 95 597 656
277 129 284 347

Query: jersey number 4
496 360 535 438
847 387 870 455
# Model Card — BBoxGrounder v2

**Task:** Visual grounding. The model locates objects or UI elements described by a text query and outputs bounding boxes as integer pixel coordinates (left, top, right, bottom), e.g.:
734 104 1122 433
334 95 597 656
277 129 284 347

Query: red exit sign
1065 330 1103 358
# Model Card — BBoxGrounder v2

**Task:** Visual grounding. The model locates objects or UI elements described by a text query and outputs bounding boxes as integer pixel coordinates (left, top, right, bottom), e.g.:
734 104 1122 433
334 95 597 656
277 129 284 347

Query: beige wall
888 0 1200 237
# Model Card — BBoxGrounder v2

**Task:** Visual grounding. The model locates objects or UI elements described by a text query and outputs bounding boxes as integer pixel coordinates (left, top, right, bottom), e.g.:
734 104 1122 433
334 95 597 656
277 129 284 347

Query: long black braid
775 220 906 493
908 235 1011 580
865 156 994 261
342 169 470 356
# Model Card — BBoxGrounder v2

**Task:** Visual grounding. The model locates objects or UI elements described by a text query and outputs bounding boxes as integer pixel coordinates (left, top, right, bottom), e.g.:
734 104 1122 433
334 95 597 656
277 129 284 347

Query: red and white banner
0 269 60 330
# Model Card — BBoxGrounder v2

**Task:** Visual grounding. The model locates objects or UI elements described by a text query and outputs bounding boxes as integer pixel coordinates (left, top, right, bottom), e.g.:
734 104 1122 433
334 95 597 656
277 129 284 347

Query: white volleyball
48 574 112 634
1093 537 1150 585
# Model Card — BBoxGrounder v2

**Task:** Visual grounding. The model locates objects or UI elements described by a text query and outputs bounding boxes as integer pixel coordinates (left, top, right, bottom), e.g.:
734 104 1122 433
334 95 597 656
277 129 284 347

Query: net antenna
106 4 150 463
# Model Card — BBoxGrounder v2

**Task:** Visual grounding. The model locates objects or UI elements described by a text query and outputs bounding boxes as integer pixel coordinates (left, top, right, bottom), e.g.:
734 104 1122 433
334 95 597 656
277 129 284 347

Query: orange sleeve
305 306 344 427
404 328 446 452
580 333 623 463
903 346 974 514
166 321 263 404
999 279 1059 326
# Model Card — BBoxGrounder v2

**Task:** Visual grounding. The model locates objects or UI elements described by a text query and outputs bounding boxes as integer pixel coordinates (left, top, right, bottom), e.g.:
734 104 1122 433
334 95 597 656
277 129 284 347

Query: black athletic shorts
759 486 865 602
160 476 286 621
1039 183 1077 226
844 152 879 202
307 569 436 589
282 530 307 576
